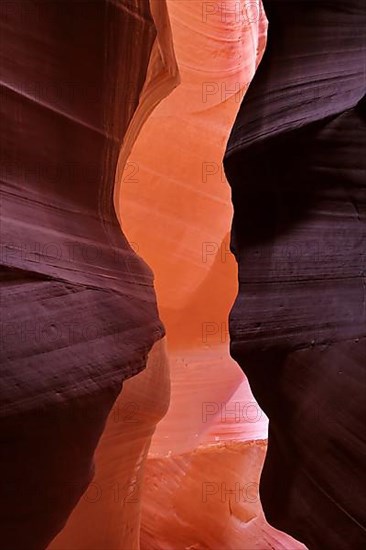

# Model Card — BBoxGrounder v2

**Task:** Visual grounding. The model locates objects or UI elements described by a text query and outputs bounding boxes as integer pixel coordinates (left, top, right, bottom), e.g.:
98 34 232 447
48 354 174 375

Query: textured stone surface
1 1 176 547
224 1 366 548
3 0 363 548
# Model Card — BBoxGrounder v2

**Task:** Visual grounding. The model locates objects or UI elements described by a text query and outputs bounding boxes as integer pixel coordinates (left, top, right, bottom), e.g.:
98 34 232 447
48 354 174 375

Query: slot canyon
1 1 365 550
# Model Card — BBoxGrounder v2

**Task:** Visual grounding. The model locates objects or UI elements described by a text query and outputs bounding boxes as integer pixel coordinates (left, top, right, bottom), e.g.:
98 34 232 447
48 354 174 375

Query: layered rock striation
224 1 366 548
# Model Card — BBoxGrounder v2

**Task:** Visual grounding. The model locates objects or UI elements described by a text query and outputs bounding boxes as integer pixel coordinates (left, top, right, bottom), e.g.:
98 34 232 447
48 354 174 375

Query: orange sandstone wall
50 2 305 549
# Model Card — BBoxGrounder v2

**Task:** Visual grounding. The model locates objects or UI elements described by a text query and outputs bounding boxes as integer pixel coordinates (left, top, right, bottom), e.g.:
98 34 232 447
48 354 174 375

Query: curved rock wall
224 1 366 548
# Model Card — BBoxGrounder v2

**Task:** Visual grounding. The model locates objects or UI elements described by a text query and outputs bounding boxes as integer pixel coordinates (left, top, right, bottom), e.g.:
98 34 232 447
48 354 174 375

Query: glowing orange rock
124 1 304 549
50 2 305 549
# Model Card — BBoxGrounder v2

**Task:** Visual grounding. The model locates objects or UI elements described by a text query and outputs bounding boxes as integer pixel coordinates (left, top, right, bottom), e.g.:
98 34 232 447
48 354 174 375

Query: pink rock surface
49 2 304 548
123 2 304 549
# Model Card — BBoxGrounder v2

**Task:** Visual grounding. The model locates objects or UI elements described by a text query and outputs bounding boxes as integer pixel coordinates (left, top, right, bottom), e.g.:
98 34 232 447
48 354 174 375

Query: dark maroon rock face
224 1 366 548
0 1 163 547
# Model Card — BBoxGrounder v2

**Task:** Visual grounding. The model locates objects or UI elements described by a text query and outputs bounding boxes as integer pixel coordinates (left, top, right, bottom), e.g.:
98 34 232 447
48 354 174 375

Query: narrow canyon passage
1 1 364 549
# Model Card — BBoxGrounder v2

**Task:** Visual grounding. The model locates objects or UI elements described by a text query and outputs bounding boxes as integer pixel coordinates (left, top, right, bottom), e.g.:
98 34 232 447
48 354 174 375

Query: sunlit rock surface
0 1 312 549
4 0 362 549
50 1 298 548
49 1 303 549
120 1 303 549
